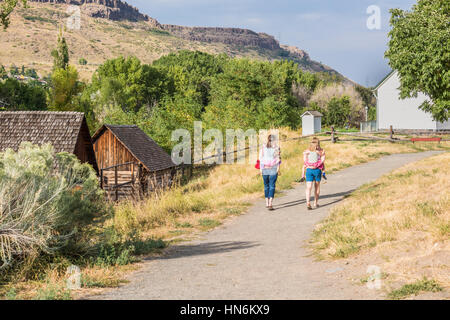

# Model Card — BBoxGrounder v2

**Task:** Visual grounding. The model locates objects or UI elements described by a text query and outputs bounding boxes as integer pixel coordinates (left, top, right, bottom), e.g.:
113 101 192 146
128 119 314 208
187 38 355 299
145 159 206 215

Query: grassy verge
312 152 449 297
2 129 448 299
387 278 443 300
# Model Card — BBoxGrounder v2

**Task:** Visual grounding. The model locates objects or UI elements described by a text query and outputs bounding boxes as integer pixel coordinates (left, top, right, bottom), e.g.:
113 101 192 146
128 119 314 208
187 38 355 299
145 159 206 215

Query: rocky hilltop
11 0 345 78
162 25 280 51
28 0 161 26
26 1 304 57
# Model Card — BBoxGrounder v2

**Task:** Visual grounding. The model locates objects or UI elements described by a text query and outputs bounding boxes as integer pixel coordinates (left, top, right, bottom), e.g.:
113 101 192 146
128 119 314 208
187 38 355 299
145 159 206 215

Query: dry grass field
312 152 449 297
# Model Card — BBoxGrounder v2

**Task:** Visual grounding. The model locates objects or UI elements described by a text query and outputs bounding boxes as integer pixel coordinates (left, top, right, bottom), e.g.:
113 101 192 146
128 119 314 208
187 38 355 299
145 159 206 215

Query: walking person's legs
314 181 321 207
306 168 321 210
268 174 278 210
305 181 313 209
263 175 270 207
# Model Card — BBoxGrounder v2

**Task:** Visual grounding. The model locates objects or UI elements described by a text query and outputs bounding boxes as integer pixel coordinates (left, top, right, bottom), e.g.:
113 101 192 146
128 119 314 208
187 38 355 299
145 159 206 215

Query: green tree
385 0 449 122
52 31 70 71
48 66 83 111
325 96 351 127
0 0 27 29
90 56 168 114
355 85 376 121
149 94 203 151
0 78 47 111
204 59 308 131
153 50 228 107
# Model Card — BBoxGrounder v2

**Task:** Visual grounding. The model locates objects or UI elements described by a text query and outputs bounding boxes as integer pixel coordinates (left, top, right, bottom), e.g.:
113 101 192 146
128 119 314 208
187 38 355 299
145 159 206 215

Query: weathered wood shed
92 125 177 199
0 111 98 172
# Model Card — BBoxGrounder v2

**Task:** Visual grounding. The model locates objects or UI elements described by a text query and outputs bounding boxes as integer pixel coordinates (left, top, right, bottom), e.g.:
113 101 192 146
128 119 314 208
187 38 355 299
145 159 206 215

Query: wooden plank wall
93 129 137 171
74 119 99 172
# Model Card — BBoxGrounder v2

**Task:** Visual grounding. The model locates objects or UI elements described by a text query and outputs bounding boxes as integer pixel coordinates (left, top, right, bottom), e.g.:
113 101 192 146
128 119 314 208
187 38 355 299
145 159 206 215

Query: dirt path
93 151 442 300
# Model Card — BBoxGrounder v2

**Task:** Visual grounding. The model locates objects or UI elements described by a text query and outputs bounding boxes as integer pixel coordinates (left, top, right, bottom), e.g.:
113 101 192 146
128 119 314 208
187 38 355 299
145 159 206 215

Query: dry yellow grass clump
312 152 449 288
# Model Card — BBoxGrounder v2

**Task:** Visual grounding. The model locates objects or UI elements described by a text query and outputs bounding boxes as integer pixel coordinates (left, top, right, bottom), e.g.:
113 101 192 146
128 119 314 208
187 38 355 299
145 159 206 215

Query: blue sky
126 0 417 87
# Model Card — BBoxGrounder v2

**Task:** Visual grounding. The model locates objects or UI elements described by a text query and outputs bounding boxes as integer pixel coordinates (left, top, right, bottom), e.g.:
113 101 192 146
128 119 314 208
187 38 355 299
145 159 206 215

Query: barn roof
92 125 176 172
0 111 86 153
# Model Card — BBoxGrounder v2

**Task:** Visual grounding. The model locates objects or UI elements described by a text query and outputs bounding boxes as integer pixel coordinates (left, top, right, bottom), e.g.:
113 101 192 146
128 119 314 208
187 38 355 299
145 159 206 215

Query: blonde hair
312 137 320 145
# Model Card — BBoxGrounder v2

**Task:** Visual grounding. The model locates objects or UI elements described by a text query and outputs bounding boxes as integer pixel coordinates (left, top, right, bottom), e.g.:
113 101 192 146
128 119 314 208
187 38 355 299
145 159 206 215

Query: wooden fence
191 126 448 167
100 161 140 201
100 127 447 201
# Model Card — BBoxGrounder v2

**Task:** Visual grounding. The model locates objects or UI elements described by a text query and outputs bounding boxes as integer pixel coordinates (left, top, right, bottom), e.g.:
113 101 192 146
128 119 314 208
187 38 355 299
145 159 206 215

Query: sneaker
299 177 306 183
322 173 327 180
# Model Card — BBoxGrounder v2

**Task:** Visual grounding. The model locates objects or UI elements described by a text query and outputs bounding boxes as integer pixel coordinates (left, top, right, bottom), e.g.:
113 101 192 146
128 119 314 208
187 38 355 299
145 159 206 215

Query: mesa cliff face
28 0 161 26
162 25 280 51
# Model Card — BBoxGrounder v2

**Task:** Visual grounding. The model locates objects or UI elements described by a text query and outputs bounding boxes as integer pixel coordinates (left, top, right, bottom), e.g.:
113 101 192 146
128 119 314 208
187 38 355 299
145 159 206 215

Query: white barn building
301 111 323 136
374 71 449 131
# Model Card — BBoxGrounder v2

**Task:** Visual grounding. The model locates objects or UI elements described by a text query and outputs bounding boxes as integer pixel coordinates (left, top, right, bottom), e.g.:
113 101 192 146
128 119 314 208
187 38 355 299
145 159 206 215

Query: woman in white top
259 134 281 211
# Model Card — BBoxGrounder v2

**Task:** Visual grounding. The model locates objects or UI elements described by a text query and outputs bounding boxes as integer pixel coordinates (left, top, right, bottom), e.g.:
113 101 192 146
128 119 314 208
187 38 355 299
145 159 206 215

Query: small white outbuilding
301 111 323 136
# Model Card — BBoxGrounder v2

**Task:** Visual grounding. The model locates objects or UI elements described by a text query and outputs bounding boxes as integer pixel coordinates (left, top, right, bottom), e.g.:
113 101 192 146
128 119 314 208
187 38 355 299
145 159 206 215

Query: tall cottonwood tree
385 0 449 122
0 0 27 29
52 31 70 71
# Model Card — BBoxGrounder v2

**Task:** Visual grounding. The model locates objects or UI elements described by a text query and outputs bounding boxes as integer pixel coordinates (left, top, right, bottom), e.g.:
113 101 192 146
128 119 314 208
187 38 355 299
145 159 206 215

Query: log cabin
0 111 99 173
92 124 178 200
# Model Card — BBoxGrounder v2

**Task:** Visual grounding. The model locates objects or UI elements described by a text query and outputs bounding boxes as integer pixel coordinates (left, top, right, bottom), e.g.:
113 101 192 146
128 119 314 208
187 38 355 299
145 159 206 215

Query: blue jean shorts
306 168 322 182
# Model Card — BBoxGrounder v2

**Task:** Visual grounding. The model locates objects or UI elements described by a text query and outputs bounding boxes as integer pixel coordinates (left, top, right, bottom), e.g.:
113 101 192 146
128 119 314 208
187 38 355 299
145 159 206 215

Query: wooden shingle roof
92 125 176 172
0 111 85 153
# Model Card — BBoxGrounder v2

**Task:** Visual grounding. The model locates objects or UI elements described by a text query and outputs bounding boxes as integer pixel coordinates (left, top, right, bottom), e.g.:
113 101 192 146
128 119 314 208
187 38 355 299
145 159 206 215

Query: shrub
0 142 106 270
309 83 365 126
325 96 351 127
78 58 88 66
35 283 72 300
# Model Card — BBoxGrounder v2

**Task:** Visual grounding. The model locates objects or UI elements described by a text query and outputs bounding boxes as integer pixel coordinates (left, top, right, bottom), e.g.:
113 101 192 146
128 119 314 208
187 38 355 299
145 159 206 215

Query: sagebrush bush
0 142 107 271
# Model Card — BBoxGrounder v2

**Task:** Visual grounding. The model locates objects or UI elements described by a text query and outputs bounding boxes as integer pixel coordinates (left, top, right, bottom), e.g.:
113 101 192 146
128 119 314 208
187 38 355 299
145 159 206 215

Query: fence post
390 125 394 140
331 126 336 143
115 165 118 201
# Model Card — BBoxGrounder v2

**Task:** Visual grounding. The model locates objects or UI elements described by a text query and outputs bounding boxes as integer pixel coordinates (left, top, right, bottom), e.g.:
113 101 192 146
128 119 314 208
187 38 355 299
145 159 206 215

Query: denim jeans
263 174 278 199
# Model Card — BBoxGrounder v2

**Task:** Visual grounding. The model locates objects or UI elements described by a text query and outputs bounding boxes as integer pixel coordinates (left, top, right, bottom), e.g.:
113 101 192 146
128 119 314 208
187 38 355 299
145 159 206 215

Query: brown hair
267 134 276 148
